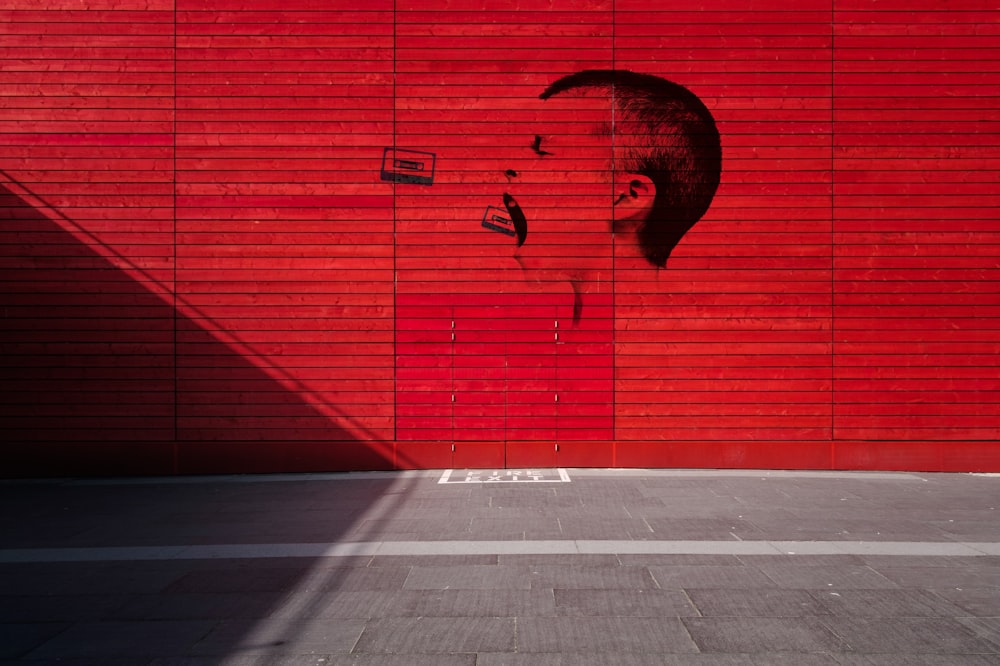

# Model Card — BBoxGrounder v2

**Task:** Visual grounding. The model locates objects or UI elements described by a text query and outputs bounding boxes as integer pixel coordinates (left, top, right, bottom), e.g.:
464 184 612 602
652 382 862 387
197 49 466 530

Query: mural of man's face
499 89 656 290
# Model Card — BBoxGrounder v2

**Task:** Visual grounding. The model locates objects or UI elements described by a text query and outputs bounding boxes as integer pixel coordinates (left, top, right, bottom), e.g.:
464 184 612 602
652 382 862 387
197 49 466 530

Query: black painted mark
381 148 435 185
502 192 528 247
531 135 553 157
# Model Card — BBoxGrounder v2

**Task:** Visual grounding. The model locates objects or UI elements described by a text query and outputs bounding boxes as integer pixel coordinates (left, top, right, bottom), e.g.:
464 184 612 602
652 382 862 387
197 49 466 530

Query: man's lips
503 192 527 247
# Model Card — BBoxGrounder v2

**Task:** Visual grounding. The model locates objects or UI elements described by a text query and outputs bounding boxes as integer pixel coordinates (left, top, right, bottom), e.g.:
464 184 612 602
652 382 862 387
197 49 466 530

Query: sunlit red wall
2 0 997 476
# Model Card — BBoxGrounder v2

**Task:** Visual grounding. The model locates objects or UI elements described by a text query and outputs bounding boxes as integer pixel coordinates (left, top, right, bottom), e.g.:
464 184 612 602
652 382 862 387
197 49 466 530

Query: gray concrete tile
552 517 659 540
0 594 128 622
190 617 366 656
6 659 154 666
286 565 412 593
402 565 531 590
0 623 71 660
683 617 848 653
755 563 899 590
0 562 188 596
929 586 1000 616
472 656 564 666
688 588 832 617
956 616 1000 650
150 657 333 666
644 517 765 540
810 589 966 617
516 616 699 653
353 617 514 654
748 655 845 666
164 566 308 595
819 617 998 654
647 564 775 589
528 564 657 590
476 655 754 666
469 515 561 533
553 588 698 617
348 518 472 540
407 589 556 617
323 657 476 666
107 592 285 621
24 620 215 659
869 565 1000 589
850 656 1000 666
269 590 407 620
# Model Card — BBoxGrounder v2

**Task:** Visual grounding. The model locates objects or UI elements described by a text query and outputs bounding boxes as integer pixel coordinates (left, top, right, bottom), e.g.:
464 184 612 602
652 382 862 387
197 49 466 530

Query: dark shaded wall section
1 0 998 475
0 181 391 475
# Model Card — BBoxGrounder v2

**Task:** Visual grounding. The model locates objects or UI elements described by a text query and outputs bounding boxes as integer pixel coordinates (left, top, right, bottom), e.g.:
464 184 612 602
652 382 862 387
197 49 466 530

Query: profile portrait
486 69 722 319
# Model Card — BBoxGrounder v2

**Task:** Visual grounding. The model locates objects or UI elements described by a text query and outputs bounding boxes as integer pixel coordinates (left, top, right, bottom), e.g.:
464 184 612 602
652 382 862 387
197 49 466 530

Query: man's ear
612 173 656 223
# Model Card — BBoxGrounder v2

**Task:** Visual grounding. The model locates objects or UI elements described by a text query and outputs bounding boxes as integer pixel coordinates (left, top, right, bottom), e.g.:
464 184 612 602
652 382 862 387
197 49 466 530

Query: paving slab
527 563 658 590
189 617 366 656
687 588 832 617
352 617 514 654
405 588 557 617
809 589 966 618
818 617 998 654
647 563 777 589
0 624 71 660
553 588 698 617
402 564 531 590
516 616 699 653
683 616 848 653
24 621 215 660
753 562 900 590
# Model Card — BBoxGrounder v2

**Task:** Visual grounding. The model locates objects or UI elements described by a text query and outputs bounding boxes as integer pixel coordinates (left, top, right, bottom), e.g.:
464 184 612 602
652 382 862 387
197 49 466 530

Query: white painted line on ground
576 540 785 555
438 469 571 484
2 540 998 563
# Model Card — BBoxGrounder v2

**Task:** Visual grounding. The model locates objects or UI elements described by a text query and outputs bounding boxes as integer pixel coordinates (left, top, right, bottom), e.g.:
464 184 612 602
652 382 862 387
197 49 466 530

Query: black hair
541 69 722 267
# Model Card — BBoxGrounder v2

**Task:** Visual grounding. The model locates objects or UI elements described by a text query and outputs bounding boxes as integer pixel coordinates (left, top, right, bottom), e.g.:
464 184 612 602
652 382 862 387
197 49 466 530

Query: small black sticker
481 206 517 237
381 148 435 185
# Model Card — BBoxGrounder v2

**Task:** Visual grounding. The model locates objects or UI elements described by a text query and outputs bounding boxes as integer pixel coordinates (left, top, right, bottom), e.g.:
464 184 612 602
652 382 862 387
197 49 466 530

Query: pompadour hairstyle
541 69 722 268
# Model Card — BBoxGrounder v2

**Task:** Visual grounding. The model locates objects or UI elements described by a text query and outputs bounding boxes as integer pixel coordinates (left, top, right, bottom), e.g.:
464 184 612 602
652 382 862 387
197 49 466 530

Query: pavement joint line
0 469 933 486
2 540 998 563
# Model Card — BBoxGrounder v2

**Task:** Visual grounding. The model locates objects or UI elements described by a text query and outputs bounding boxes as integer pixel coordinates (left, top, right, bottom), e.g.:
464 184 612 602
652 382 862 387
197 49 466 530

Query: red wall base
7 440 1000 478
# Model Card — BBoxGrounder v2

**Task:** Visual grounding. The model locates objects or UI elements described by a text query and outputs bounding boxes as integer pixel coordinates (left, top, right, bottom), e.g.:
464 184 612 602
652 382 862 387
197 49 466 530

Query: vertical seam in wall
172 0 179 473
830 0 837 462
611 0 617 458
392 1 398 454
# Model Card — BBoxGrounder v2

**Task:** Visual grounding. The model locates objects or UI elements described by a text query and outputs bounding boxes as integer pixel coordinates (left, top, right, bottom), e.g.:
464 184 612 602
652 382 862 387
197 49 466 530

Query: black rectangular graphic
380 148 435 185
481 205 517 237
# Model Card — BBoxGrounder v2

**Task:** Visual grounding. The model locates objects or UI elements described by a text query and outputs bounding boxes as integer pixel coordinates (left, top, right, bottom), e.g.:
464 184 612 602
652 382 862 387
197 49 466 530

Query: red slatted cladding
1 1 998 475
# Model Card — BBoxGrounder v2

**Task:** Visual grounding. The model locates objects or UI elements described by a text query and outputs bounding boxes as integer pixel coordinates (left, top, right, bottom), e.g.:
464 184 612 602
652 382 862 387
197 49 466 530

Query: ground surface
1 468 999 664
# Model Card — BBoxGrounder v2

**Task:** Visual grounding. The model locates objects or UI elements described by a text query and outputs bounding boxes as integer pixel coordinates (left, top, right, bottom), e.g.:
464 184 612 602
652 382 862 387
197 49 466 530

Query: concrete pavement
1 468 999 664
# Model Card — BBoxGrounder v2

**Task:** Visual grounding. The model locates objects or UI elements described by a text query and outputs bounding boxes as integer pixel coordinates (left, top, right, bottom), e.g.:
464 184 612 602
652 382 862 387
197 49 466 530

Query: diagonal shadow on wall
0 182 427 659
0 179 393 475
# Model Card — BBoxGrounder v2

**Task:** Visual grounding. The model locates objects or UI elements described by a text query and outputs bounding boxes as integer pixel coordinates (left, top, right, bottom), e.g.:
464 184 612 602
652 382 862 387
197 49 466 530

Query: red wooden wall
1 0 997 475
